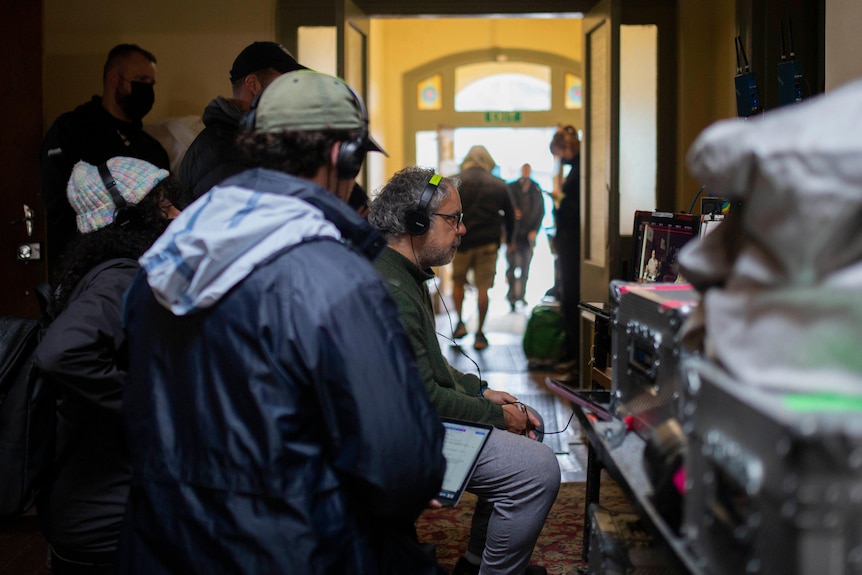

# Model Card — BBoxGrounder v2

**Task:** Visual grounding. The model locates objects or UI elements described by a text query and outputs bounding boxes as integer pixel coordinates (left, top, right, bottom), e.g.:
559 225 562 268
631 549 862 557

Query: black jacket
40 98 169 270
507 177 545 243
33 258 139 562
457 167 515 251
178 96 250 207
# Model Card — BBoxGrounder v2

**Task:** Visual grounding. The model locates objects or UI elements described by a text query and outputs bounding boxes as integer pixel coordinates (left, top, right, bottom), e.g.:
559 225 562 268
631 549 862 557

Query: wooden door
0 3 45 318
581 0 621 304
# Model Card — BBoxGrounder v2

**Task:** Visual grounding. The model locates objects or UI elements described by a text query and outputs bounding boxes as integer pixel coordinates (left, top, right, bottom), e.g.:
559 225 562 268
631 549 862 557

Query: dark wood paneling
737 0 825 112
0 3 45 318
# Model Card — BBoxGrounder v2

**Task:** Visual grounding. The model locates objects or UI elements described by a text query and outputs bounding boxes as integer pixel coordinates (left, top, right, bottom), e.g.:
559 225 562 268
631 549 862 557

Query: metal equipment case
610 282 699 437
681 358 862 575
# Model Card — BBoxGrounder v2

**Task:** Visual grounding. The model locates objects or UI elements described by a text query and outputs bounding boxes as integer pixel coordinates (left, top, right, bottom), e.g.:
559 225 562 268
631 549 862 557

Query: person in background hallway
505 163 545 311
177 41 306 208
118 71 446 575
41 44 170 278
369 166 560 575
549 125 581 378
34 157 181 575
451 145 514 350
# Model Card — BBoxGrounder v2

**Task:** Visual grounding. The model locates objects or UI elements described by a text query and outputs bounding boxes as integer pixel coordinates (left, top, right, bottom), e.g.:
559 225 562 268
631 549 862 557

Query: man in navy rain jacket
119 71 446 575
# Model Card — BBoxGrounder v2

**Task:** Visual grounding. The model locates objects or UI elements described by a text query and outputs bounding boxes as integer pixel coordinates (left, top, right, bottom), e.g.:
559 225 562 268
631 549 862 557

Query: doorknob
8 204 34 237
13 204 41 261
23 204 34 237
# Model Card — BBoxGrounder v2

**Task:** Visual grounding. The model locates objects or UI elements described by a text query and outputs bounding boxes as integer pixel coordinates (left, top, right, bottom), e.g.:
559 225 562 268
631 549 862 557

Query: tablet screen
438 419 493 506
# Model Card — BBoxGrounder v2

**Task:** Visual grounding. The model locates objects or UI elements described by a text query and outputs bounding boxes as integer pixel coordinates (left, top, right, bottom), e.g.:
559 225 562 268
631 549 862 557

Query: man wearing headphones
369 166 560 575
118 71 446 574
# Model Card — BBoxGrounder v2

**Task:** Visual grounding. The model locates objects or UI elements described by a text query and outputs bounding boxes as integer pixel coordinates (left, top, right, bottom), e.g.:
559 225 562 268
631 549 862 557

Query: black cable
411 235 484 382
506 401 576 436
687 185 707 214
435 325 482 383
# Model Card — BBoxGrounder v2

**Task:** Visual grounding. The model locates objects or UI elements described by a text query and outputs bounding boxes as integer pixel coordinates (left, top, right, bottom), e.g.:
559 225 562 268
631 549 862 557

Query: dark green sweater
375 247 506 429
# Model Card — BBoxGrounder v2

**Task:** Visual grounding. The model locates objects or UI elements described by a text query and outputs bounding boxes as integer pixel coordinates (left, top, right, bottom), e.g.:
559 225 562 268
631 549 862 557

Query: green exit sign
484 111 521 123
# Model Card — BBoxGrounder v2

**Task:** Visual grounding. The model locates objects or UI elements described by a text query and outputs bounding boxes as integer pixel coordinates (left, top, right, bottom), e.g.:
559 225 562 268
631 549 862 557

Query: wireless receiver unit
777 19 804 107
734 35 761 118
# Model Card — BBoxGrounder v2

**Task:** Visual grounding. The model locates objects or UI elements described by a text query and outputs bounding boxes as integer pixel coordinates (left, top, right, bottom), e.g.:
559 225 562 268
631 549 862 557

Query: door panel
581 0 620 304
0 3 45 317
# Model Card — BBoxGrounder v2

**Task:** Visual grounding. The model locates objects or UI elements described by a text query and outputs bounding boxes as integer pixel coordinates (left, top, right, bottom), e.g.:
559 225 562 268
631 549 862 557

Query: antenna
735 35 743 74
779 21 787 61
787 19 796 58
736 36 752 73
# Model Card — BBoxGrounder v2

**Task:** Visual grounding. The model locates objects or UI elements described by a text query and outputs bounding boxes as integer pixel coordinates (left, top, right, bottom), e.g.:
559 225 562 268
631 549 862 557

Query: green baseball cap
253 70 386 155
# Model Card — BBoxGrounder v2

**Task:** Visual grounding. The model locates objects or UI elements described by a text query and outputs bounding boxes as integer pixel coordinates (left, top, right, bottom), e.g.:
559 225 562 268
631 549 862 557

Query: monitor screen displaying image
630 211 701 283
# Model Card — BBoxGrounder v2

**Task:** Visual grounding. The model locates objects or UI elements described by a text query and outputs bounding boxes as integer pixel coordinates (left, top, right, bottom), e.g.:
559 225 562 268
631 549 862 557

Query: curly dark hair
49 176 184 316
235 128 360 177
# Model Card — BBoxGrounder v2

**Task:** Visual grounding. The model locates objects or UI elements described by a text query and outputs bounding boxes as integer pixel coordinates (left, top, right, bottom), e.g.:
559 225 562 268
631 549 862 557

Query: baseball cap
252 70 386 155
229 41 305 84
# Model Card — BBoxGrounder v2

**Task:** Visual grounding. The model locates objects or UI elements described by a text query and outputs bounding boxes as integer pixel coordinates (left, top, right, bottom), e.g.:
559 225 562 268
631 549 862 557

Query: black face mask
117 81 155 121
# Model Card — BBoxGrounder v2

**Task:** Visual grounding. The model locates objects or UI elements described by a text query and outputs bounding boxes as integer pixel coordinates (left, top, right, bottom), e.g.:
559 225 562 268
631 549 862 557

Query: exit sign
484 111 521 123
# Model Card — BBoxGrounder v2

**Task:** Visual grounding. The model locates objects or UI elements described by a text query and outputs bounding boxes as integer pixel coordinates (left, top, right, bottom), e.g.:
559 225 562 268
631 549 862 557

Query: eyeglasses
432 212 464 229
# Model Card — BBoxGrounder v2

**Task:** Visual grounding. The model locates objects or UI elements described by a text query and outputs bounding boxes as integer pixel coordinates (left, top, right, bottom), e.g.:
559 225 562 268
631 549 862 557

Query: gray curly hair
369 166 459 238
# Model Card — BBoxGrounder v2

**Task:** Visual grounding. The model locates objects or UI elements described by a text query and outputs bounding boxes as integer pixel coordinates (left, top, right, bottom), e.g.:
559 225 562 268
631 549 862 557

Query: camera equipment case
680 357 862 575
609 281 700 438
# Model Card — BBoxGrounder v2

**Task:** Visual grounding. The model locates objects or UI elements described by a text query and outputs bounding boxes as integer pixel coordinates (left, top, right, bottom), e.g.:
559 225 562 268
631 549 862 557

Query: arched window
405 49 582 184
454 62 551 112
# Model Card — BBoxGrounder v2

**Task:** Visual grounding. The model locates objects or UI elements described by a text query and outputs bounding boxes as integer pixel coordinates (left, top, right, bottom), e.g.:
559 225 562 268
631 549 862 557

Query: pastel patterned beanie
67 156 169 233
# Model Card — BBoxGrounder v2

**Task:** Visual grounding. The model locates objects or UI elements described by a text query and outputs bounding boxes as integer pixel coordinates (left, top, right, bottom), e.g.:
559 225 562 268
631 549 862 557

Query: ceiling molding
353 0 597 18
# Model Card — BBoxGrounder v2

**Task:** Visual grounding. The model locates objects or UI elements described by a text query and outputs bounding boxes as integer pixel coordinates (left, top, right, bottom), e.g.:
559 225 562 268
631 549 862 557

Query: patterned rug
416 481 629 575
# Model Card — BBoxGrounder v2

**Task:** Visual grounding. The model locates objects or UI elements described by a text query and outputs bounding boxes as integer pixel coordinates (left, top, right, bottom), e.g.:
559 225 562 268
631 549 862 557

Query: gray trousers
466 428 561 575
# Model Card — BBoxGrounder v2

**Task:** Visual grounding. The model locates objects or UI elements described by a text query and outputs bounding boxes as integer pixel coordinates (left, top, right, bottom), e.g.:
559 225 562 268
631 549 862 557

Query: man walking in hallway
506 163 545 311
451 145 514 350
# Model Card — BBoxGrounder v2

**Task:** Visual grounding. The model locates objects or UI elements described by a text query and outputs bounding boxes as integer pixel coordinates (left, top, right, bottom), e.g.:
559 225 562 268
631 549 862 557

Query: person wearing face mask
40 44 170 279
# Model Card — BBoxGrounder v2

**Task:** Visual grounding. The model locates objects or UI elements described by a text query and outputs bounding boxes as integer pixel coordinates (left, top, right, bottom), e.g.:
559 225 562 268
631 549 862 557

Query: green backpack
522 302 567 369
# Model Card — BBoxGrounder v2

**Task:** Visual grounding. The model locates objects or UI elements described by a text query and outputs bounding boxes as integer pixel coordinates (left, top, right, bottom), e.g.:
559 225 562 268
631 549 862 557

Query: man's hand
483 388 517 406
501 402 529 435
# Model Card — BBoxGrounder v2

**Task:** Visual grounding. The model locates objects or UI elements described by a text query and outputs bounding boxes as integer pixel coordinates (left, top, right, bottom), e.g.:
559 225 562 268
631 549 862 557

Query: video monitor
629 211 701 283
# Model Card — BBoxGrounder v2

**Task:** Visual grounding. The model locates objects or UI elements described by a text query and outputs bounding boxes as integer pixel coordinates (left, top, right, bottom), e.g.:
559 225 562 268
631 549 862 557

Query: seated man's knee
527 443 561 490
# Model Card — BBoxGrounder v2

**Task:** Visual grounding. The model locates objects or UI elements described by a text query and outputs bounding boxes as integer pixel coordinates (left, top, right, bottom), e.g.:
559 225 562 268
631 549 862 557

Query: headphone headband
97 162 142 230
98 163 127 209
405 173 442 236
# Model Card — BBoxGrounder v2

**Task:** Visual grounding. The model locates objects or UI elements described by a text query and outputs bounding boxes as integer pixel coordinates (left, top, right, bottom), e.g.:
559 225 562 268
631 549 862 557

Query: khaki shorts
452 244 499 291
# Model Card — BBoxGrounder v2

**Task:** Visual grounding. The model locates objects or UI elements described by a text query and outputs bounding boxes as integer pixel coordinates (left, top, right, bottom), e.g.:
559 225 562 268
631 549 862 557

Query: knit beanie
67 157 169 233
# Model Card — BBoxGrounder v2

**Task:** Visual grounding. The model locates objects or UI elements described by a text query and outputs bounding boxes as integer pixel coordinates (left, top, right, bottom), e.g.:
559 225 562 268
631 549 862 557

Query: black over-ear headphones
335 83 369 180
98 162 142 230
239 79 369 180
405 173 442 236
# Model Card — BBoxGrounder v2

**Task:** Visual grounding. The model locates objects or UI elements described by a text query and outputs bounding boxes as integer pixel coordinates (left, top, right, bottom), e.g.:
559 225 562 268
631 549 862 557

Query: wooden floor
435 284 587 484
1 238 584 573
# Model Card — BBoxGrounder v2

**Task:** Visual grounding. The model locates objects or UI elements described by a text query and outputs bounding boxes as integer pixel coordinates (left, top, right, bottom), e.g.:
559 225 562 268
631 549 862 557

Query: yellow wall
43 0 278 127
369 17 582 185
675 0 737 210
